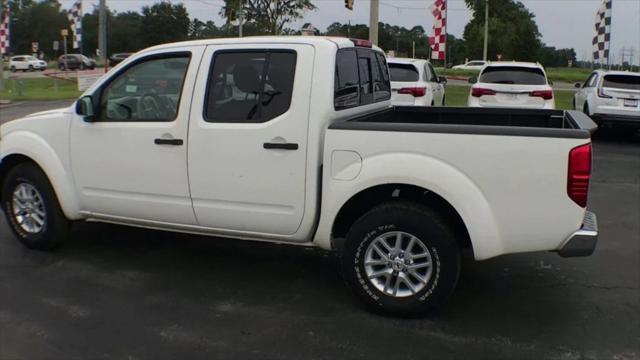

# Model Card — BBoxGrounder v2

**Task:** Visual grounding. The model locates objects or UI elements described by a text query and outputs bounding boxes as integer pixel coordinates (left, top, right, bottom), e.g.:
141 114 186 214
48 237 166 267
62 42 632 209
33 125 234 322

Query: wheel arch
331 184 472 253
1 133 82 220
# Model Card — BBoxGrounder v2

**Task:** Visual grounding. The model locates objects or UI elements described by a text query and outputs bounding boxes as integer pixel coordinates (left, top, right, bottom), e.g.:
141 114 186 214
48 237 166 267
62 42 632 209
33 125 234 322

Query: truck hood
24 106 74 119
1 106 74 140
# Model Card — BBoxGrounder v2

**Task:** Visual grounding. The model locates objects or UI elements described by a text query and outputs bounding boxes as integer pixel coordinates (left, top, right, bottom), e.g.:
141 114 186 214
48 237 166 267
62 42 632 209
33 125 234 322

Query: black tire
1 163 70 250
79 63 85 70
583 103 590 116
10 66 16 72
28 65 34 72
340 201 460 317
442 95 446 107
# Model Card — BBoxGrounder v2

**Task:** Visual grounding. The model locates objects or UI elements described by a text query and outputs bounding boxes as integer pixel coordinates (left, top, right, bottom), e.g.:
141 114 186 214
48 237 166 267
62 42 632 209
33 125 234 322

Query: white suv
9 55 47 72
388 58 446 107
574 70 640 126
467 62 555 109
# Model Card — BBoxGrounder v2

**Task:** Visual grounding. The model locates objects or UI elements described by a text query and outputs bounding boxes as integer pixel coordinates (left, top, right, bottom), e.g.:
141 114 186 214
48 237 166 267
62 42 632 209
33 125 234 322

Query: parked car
108 52 133 67
58 54 96 70
388 57 446 107
452 60 486 71
0 37 598 316
467 62 555 109
8 55 47 72
574 70 640 127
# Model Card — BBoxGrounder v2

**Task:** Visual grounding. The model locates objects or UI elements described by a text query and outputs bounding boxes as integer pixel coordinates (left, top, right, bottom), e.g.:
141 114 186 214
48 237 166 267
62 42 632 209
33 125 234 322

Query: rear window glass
479 66 547 85
602 75 640 91
205 50 296 123
334 48 390 110
389 63 419 82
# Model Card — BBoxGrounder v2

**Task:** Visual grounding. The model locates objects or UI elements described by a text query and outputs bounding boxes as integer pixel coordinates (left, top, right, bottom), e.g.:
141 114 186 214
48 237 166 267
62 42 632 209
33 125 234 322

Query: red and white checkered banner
428 0 446 61
0 6 10 56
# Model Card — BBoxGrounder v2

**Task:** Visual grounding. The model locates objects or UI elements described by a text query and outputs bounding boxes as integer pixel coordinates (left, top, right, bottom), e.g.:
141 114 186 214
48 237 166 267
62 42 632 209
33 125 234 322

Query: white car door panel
70 46 204 224
188 44 314 236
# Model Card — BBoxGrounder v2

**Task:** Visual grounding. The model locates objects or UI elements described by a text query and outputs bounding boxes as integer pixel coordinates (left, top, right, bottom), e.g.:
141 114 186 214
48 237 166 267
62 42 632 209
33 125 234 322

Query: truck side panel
316 129 588 260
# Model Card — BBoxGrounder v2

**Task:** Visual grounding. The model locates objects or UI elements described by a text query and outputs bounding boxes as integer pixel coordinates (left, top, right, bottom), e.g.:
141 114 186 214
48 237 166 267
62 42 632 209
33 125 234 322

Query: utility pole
98 0 107 71
483 0 489 61
369 0 379 45
238 0 243 37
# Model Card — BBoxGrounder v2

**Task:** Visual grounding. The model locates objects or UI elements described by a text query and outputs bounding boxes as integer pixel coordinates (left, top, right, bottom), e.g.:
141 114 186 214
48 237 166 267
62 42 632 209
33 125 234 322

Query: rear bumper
558 211 598 258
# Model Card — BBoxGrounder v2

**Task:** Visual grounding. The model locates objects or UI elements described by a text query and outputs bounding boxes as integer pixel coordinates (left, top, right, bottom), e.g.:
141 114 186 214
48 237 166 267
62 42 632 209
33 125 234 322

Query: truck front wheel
341 201 460 316
1 163 69 250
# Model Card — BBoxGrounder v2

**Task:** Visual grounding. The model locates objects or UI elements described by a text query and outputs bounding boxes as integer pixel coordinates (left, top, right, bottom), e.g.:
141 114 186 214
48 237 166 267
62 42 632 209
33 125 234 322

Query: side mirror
574 82 582 89
76 95 96 122
439 76 448 84
548 80 554 86
468 77 478 84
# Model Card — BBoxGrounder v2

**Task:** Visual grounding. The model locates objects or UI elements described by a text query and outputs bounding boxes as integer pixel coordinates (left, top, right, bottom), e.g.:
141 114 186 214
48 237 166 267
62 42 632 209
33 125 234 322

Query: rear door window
389 63 419 82
204 50 297 123
479 66 547 85
602 75 640 91
335 48 390 110
427 63 439 82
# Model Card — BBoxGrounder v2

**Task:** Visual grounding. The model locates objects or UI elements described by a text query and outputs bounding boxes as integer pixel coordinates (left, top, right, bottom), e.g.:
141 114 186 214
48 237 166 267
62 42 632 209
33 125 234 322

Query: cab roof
387 57 430 65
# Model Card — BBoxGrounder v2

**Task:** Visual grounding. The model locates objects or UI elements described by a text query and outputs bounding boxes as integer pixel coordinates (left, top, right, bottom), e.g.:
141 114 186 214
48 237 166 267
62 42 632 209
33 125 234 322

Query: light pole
482 0 489 61
369 0 379 45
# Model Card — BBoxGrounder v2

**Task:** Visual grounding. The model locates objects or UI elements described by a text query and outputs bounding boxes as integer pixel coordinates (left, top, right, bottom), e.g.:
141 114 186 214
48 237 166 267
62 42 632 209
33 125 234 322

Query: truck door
70 47 203 224
187 44 314 236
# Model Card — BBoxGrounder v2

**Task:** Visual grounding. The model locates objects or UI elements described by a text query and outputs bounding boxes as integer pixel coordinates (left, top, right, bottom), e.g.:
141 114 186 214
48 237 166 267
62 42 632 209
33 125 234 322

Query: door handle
263 142 298 150
154 138 184 146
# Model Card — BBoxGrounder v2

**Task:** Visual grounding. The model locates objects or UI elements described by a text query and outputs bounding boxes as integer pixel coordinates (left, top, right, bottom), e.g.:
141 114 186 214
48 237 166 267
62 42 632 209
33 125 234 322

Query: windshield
389 63 419 82
602 75 640 91
479 66 547 85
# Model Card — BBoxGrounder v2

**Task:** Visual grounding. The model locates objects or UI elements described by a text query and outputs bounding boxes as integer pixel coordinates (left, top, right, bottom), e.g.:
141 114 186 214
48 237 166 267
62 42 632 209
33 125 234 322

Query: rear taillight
567 143 592 208
597 87 613 99
398 87 427 97
471 87 497 97
529 89 553 100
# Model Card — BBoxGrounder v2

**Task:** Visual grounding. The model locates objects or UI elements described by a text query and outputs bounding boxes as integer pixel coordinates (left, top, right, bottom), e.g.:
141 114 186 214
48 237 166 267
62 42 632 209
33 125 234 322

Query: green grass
438 67 594 84
445 85 575 110
0 77 82 101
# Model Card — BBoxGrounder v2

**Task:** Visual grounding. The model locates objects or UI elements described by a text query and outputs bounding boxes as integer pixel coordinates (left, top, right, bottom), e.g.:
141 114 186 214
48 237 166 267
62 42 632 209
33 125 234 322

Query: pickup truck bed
331 107 597 139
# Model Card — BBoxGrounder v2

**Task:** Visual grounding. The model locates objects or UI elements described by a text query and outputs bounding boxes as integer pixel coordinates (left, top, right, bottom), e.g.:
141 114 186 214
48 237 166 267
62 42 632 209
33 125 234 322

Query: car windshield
602 75 640 91
479 66 547 85
389 63 419 82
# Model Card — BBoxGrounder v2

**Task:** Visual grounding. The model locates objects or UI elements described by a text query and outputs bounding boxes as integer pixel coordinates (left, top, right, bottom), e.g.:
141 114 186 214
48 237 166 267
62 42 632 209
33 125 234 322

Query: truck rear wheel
1 163 69 250
341 201 460 317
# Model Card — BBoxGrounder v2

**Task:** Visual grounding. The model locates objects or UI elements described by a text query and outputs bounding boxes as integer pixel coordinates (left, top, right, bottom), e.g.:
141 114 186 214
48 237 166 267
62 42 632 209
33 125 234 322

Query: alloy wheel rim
11 183 47 234
363 231 433 298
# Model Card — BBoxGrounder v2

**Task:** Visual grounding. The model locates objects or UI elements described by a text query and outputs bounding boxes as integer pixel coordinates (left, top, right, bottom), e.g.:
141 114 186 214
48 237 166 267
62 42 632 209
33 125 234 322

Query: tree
220 0 316 35
140 1 190 48
463 0 542 61
3 0 69 59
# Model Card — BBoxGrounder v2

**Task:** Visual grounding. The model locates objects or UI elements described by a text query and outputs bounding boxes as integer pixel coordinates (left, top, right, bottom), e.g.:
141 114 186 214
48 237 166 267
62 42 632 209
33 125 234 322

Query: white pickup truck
0 37 598 316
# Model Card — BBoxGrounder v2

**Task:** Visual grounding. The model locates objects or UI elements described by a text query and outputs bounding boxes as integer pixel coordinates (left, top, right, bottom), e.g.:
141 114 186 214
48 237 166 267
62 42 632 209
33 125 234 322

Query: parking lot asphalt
0 103 639 360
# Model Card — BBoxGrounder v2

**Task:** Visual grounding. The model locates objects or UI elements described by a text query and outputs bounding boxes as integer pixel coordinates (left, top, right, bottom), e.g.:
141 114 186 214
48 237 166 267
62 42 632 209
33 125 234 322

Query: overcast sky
61 0 640 65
